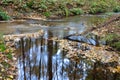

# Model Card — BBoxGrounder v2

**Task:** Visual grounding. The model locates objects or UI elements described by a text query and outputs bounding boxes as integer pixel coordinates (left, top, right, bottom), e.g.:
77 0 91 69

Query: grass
0 0 120 18
113 6 120 12
111 42 120 51
88 0 120 14
0 10 10 20
0 33 13 79
70 8 84 15
0 33 6 52
103 33 120 51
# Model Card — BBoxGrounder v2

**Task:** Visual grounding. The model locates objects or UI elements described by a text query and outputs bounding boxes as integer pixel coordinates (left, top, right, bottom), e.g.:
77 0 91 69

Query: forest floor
0 0 120 79
0 0 120 20
94 15 120 52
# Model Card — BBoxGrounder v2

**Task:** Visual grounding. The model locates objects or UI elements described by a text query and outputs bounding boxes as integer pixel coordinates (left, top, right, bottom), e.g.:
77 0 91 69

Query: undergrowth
0 0 120 18
104 33 120 51
0 10 10 20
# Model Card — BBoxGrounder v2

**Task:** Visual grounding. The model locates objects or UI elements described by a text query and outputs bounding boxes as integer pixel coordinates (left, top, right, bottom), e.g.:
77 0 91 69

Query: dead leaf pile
59 39 120 73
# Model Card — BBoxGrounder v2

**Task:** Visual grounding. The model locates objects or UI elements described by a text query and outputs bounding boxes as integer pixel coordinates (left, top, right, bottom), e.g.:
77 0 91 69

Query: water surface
1 15 119 80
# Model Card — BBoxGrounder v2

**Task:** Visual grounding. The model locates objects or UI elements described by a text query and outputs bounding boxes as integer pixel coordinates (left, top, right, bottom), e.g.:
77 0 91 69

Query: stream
0 15 120 80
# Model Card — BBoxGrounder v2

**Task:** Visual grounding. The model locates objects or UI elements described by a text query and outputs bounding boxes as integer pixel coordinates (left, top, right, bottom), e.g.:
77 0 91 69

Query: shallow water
0 15 106 34
1 15 120 80
16 37 119 80
17 38 92 80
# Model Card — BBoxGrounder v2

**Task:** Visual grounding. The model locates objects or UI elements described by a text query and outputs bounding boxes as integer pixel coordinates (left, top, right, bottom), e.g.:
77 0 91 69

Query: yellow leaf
9 75 14 79
1 68 5 72
6 78 12 80
6 75 14 80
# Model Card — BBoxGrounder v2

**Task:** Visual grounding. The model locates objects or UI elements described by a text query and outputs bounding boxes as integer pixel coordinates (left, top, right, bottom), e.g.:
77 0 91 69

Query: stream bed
0 15 120 80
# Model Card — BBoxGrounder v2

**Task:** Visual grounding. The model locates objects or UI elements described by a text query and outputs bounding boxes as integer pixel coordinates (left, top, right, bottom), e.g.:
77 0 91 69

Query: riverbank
0 0 120 79
0 34 17 80
95 15 120 51
0 15 120 79
0 0 120 20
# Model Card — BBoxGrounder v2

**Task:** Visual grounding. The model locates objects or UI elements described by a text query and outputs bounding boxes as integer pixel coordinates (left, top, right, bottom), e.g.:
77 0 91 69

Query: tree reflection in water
17 31 120 80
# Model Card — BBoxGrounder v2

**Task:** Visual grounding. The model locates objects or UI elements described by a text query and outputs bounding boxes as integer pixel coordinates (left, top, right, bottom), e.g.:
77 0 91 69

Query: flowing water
0 15 120 80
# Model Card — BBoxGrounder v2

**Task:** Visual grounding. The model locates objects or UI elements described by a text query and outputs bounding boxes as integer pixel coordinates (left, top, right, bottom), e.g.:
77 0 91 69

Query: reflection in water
17 30 120 80
17 38 120 80
15 15 120 80
17 30 91 80
0 15 107 34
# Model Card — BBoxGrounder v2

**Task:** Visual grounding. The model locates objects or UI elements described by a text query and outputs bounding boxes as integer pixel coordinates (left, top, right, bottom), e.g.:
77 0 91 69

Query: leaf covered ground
0 40 17 80
59 15 120 74
0 0 120 20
